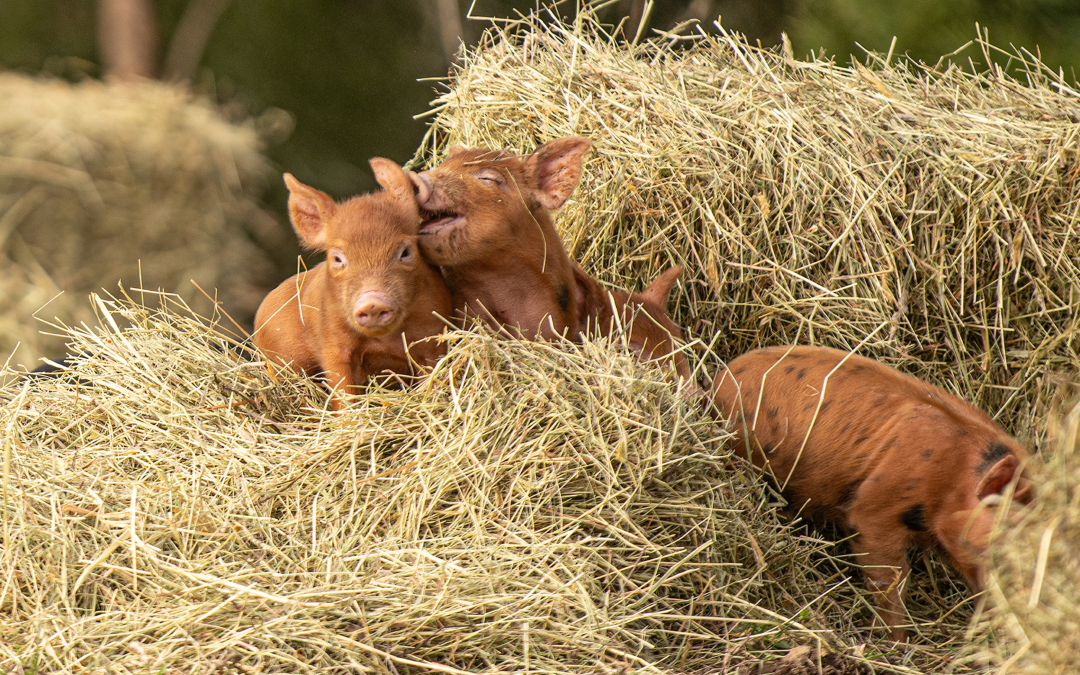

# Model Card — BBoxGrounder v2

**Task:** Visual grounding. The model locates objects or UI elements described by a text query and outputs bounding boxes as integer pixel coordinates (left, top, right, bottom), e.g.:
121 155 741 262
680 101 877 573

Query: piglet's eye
329 248 347 271
399 245 412 261
476 169 502 184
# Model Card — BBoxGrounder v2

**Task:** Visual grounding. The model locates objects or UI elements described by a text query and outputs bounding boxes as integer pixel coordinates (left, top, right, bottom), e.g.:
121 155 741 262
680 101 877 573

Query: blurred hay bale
0 295 963 673
983 393 1080 674
0 73 284 369
0 257 66 367
417 8 1080 442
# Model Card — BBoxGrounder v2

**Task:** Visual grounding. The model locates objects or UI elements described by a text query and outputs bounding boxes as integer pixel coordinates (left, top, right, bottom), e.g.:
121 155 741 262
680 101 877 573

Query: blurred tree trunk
620 0 647 42
97 0 158 79
433 0 463 64
163 0 233 82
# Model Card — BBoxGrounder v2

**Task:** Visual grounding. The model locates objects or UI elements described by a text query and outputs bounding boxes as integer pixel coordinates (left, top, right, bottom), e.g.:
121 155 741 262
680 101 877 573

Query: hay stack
983 395 1080 674
0 73 283 369
0 296 977 673
4 6 1076 672
418 9 1080 442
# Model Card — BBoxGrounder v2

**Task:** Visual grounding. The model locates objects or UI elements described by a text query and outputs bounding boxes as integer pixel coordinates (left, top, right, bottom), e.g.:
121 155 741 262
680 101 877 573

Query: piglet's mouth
419 209 465 235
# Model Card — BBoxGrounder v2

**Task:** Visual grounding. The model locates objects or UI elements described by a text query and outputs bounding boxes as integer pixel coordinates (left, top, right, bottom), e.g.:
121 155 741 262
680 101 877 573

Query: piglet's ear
1012 475 1034 504
370 158 414 204
446 144 468 158
525 136 592 210
284 173 335 250
975 454 1025 500
640 265 682 308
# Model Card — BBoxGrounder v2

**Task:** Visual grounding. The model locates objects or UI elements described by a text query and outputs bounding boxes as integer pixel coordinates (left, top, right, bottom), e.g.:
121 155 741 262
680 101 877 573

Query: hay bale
4 8 1072 671
417 10 1080 442
0 73 284 369
0 296 966 673
983 394 1080 673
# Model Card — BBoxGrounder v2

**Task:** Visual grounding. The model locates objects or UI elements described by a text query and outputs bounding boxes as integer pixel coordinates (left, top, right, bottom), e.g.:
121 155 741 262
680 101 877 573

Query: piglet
573 263 693 384
710 345 1032 640
254 159 452 409
407 138 591 340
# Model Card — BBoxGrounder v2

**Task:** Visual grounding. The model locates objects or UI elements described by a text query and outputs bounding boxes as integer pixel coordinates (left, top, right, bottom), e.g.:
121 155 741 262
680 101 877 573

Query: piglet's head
284 159 424 338
407 137 592 266
946 449 1034 587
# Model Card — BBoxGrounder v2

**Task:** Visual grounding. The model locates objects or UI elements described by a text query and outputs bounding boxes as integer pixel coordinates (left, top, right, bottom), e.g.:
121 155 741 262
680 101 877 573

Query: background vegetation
3 0 1079 212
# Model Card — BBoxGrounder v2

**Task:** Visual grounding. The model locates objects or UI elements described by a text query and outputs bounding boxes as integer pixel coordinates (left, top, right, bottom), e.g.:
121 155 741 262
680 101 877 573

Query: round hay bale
0 73 284 370
0 295 960 673
416 10 1080 444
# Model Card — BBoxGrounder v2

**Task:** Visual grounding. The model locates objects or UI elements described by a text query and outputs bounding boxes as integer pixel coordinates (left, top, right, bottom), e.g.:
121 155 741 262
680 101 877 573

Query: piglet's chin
352 321 398 339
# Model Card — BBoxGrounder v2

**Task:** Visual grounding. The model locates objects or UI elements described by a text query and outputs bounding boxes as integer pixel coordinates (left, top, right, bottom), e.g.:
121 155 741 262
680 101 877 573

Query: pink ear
524 137 592 210
284 173 335 250
975 454 1023 500
1012 476 1034 504
446 144 468 158
640 266 682 307
369 158 415 204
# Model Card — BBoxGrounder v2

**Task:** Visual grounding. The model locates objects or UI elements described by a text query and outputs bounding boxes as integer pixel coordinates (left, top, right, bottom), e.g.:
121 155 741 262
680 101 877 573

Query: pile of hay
417 8 1080 444
0 73 284 369
0 295 980 674
983 391 1080 674
408 5 1080 669
4 5 1078 673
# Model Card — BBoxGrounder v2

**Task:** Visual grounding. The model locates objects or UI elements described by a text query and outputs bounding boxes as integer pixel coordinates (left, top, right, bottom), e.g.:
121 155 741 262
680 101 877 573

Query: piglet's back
711 345 1021 517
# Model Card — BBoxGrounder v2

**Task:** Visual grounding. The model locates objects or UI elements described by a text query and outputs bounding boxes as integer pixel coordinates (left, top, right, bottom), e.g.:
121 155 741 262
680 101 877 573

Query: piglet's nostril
357 307 393 326
354 291 395 329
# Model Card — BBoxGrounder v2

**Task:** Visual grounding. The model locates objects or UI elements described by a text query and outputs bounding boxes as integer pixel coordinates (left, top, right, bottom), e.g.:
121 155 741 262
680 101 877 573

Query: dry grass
409 4 1080 670
0 73 284 370
0 293 936 674
981 390 1080 674
417 6 1080 446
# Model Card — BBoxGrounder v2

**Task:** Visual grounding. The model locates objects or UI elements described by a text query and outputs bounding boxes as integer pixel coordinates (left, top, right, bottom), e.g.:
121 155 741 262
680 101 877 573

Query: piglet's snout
354 291 395 330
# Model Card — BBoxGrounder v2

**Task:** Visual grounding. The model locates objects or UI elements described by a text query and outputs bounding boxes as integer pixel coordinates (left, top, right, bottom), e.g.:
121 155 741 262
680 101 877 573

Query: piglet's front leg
320 351 360 412
848 507 913 641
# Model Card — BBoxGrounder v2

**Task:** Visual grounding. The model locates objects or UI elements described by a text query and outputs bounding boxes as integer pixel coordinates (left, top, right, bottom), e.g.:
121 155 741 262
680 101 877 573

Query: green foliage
200 1 440 197
0 0 95 74
793 0 1080 74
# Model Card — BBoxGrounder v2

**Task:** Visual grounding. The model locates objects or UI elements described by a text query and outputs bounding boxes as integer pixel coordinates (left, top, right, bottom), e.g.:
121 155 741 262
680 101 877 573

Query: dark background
2 0 1078 229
